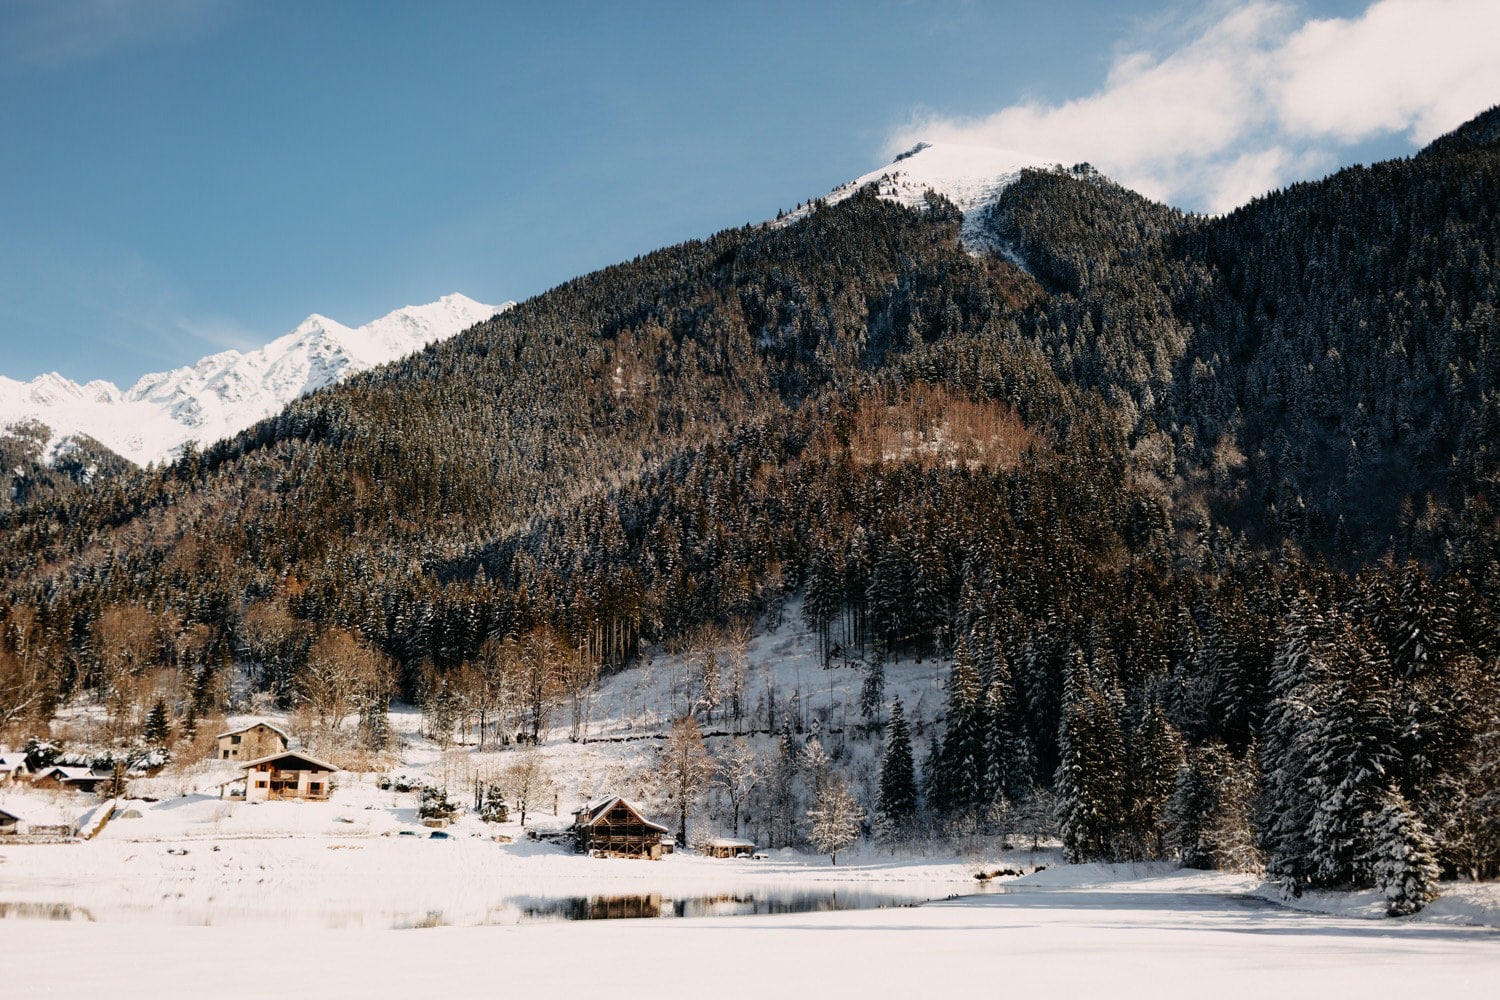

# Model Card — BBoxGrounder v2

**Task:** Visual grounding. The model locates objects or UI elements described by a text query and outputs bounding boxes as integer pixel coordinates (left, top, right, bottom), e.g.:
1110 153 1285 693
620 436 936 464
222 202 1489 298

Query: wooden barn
573 796 670 859
240 750 337 802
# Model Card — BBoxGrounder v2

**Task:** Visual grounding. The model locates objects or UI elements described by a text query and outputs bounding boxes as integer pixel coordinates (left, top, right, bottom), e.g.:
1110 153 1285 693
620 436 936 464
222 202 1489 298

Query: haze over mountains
0 293 508 468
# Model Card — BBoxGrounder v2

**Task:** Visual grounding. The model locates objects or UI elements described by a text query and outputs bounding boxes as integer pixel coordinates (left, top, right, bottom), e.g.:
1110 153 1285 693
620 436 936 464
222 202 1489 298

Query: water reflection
0 885 966 930
0 902 95 922
517 888 925 923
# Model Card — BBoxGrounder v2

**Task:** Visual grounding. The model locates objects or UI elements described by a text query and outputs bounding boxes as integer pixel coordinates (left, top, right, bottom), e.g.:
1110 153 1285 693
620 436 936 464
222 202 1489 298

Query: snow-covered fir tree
1369 788 1440 916
875 696 917 841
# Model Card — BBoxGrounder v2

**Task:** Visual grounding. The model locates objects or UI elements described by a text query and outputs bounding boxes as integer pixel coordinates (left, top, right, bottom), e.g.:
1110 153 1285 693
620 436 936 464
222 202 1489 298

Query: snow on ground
3 857 1498 1000
5 609 1499 997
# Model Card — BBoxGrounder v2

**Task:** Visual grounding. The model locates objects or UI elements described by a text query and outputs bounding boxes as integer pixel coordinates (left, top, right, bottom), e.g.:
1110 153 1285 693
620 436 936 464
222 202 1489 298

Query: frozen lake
4 835 1498 998
0 881 977 929
6 878 1498 1000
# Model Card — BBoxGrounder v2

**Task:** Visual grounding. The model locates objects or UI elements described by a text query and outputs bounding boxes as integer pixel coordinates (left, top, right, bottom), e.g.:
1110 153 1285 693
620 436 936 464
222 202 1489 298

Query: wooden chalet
705 837 756 859
573 796 671 859
240 750 338 802
216 722 290 762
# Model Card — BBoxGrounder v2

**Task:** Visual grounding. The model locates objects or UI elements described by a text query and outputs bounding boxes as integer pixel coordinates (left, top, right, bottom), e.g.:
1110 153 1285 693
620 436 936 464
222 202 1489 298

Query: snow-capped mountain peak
1 293 511 468
782 141 1065 255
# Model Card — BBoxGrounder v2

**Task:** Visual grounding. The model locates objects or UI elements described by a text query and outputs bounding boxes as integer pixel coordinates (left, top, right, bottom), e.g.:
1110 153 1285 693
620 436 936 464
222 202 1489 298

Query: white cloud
1273 0 1500 144
890 0 1500 213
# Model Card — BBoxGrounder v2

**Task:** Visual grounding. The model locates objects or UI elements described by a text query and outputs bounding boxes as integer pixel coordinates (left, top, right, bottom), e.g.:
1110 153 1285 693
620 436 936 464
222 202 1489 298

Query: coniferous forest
2 107 1498 913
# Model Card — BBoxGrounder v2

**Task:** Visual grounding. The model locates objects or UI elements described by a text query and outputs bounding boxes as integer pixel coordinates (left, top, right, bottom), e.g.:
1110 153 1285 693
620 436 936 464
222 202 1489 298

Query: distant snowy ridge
0 293 510 468
780 141 1067 256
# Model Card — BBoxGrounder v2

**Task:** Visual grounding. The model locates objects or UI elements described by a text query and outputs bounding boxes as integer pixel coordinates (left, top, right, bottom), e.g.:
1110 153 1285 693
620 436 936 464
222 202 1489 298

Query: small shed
240 751 337 802
573 796 670 859
705 837 756 859
216 722 290 762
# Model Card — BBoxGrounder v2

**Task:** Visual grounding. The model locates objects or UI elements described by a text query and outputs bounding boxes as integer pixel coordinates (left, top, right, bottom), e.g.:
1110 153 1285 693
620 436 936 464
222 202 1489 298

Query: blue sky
2 0 1496 385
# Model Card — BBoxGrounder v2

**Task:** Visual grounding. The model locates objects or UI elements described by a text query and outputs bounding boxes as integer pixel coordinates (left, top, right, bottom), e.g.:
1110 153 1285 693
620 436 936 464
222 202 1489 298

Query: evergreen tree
1306 620 1396 887
931 640 988 818
859 652 886 733
1260 597 1330 895
1369 789 1440 916
1055 669 1129 863
142 698 171 745
1129 701 1185 859
875 696 917 840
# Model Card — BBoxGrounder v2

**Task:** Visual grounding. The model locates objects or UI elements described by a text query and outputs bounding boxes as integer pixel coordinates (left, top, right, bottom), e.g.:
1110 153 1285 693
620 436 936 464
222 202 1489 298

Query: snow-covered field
4 850 1498 1000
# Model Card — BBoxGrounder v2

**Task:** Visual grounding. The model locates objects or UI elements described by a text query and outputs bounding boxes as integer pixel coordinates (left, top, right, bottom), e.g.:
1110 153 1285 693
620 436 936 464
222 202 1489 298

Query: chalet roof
0 753 29 772
707 837 756 848
215 720 291 741
238 750 339 772
0 807 21 821
35 766 102 782
573 795 670 832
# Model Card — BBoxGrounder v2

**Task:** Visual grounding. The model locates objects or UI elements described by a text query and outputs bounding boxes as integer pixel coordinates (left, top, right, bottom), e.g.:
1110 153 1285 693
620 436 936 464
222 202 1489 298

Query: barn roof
35 766 102 782
573 795 670 832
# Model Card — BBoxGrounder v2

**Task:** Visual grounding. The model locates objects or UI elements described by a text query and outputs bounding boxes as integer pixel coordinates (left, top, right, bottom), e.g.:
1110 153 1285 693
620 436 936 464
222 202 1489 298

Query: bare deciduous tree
561 643 601 743
713 736 759 837
808 776 864 865
93 603 165 736
501 745 552 826
661 716 715 847
511 626 568 742
296 628 383 732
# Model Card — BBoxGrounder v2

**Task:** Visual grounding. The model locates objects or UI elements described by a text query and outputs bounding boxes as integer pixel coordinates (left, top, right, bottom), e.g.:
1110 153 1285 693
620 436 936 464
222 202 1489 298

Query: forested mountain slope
1 108 1496 907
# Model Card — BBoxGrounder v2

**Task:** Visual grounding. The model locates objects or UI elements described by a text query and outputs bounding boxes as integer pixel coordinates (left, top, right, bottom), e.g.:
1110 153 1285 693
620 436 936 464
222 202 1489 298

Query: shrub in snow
417 785 460 823
476 782 509 823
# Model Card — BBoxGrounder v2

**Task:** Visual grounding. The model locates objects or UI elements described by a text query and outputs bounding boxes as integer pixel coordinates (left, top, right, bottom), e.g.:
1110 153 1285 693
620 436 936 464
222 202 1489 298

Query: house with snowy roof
0 806 21 835
30 766 108 794
216 721 290 762
0 752 30 784
240 750 338 802
572 796 671 859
